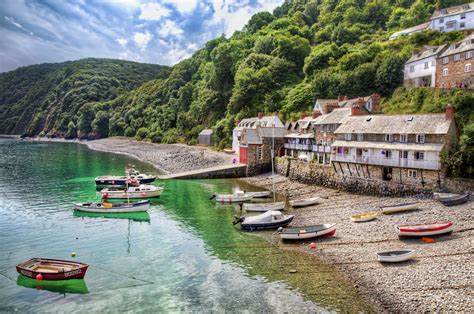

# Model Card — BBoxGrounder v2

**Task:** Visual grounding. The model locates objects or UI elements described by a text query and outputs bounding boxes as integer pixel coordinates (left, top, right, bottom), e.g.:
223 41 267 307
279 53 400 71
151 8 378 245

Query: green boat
73 210 150 222
16 275 89 294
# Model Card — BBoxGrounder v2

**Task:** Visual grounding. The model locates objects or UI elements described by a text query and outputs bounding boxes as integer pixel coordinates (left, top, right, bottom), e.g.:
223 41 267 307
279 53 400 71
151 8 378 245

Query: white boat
350 211 379 222
381 202 418 214
395 221 454 237
243 202 285 212
233 210 294 231
74 200 150 213
376 249 415 263
289 197 321 208
101 184 163 199
247 191 271 198
279 223 336 240
210 191 252 203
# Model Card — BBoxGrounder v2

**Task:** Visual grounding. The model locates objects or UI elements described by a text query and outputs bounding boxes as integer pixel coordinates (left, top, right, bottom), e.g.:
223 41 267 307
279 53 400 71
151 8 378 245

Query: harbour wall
159 164 247 180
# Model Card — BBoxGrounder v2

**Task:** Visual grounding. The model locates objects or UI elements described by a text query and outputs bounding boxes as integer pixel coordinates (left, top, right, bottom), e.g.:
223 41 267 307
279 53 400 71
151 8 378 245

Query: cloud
168 0 198 15
133 31 152 50
138 3 171 21
160 20 183 37
4 16 34 36
116 37 128 47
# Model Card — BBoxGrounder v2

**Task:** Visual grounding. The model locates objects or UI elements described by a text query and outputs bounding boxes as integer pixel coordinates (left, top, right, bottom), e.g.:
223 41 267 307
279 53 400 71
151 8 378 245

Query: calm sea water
0 138 371 312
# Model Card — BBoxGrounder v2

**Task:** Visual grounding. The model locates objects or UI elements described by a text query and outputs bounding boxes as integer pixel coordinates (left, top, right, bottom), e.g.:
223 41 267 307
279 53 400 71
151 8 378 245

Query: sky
0 0 282 73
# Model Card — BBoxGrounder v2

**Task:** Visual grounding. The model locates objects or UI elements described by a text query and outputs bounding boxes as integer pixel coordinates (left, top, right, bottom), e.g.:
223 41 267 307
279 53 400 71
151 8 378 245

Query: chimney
412 48 419 56
344 95 349 101
257 112 263 120
300 112 307 119
312 110 321 119
324 102 340 114
371 93 381 113
351 100 366 116
445 103 455 120
337 95 344 102
357 97 365 107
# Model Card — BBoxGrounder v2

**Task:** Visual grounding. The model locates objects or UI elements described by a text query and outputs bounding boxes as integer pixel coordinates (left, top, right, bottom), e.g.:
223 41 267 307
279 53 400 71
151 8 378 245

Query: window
442 56 449 64
454 54 461 61
463 4 470 10
414 152 425 160
440 26 444 32
385 134 393 142
385 150 392 158
357 133 363 141
467 51 473 59
399 151 408 159
408 170 417 178
465 64 472 73
400 134 408 143
345 133 352 141
257 146 263 160
410 65 415 72
424 62 429 69
443 68 449 76
461 13 466 19
431 61 435 67
460 22 465 28
416 134 425 143
439 18 444 23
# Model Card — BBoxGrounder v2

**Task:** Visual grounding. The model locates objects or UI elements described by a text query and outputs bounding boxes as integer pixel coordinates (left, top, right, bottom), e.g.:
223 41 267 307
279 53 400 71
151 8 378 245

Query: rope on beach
90 264 155 285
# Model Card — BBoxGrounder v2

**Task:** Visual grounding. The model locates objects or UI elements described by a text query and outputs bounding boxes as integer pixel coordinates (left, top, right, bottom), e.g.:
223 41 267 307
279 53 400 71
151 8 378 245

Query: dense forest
0 0 472 176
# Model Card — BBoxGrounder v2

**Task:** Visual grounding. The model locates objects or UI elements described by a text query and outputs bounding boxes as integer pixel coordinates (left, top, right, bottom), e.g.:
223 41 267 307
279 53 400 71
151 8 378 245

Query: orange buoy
309 242 316 249
36 274 43 281
421 237 436 243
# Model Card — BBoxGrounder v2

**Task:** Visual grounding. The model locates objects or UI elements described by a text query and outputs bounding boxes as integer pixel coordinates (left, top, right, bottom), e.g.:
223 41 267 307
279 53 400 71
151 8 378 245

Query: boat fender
209 193 216 200
102 193 108 198
36 274 43 281
309 243 316 249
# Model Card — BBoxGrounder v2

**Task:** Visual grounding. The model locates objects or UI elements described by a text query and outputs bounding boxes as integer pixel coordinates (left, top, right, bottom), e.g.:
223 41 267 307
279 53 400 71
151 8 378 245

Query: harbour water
0 138 371 312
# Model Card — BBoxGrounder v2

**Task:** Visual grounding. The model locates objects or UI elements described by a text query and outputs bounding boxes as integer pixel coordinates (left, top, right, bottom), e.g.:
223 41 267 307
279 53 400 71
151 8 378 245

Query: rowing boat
279 223 336 240
247 191 271 198
395 221 454 237
350 211 379 222
74 200 150 213
381 202 418 214
437 193 470 206
243 202 285 212
233 211 294 231
16 258 89 280
376 249 415 263
209 191 252 203
101 184 163 199
289 197 321 208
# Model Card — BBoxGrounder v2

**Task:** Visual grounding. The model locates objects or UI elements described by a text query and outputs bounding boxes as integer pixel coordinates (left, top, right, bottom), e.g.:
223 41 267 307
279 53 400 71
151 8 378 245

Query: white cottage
430 2 474 33
403 45 447 88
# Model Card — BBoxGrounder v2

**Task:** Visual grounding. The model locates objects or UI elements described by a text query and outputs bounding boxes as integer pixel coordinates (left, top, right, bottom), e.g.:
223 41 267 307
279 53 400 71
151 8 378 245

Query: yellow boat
350 211 379 222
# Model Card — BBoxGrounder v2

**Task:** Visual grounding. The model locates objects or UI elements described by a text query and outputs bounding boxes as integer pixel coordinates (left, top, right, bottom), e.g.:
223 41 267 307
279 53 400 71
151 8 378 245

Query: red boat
16 258 89 280
396 221 454 237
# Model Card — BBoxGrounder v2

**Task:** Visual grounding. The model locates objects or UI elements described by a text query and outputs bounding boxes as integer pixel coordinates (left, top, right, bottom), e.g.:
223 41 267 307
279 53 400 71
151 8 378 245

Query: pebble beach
241 173 473 312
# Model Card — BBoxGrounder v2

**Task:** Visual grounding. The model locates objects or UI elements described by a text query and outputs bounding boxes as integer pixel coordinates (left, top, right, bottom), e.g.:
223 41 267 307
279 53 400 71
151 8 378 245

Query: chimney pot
445 103 455 120
258 112 263 119
337 95 344 102
343 95 348 101
371 93 381 113
312 111 321 119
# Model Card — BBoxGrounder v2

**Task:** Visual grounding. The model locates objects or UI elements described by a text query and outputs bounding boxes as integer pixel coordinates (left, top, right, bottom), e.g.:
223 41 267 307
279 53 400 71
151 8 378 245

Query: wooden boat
396 221 454 237
16 258 89 280
376 249 415 263
95 167 156 186
73 210 151 222
350 211 379 222
74 200 150 213
233 211 294 231
289 197 321 208
243 202 285 212
247 191 271 198
17 275 89 294
209 191 252 203
438 193 470 206
279 223 336 240
223 149 235 154
101 184 163 199
381 202 418 214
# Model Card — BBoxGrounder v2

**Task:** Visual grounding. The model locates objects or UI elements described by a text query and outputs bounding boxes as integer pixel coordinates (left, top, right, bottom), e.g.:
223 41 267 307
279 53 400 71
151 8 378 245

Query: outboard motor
232 215 245 225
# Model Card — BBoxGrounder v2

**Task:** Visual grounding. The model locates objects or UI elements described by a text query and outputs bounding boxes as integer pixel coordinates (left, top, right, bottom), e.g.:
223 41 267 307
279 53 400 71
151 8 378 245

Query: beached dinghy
350 211 379 222
289 197 321 208
209 191 252 203
376 249 415 263
396 221 454 237
16 258 89 280
101 185 163 199
381 202 418 214
233 211 294 231
247 191 271 198
243 202 285 212
74 200 150 213
279 223 336 240
95 167 156 186
438 193 470 206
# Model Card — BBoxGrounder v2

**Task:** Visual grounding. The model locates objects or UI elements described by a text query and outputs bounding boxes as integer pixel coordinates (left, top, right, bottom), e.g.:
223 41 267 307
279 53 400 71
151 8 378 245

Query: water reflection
16 275 89 295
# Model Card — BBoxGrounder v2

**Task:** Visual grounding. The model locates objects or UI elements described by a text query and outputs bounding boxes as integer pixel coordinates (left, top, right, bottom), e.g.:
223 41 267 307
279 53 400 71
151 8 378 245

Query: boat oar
232 215 244 225
209 193 216 200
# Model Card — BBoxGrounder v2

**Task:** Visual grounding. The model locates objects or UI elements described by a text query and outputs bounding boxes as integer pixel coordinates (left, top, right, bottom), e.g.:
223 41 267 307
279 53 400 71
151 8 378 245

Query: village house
389 22 430 40
404 45 448 88
330 104 458 188
430 2 474 33
436 34 474 89
284 112 316 161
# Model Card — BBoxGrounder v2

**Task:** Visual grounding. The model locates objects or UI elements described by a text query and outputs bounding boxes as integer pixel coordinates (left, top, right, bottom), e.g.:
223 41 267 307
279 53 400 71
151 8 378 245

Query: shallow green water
0 139 371 312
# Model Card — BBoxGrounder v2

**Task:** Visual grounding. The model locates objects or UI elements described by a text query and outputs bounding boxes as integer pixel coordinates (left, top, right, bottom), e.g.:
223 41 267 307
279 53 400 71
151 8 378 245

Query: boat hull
376 250 415 263
95 177 156 186
215 196 252 203
381 202 418 214
243 202 285 212
102 189 162 199
74 201 150 213
279 224 336 240
16 258 89 280
289 198 321 208
247 191 271 198
438 194 470 206
396 222 454 237
241 216 294 231
351 212 379 222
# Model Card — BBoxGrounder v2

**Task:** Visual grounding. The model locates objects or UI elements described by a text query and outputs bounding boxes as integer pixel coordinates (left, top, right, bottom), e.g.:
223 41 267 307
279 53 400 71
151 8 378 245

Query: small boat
289 197 321 208
243 202 285 212
376 249 415 263
209 191 252 203
438 193 470 206
233 210 294 231
279 223 336 240
247 191 271 198
95 167 156 186
101 184 163 199
74 200 150 213
381 202 418 214
16 258 89 280
350 211 379 222
396 221 454 237
223 148 235 154
73 210 151 222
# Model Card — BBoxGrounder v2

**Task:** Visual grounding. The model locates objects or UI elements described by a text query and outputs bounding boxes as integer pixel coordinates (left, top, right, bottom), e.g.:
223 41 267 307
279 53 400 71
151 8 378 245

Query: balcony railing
296 144 310 150
311 145 331 153
330 154 440 170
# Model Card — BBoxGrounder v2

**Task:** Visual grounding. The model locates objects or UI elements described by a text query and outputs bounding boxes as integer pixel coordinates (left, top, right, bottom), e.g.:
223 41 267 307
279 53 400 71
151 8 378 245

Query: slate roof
313 99 338 111
312 108 352 125
389 22 430 39
236 115 284 129
199 129 213 136
440 34 474 57
431 2 474 19
241 127 287 144
406 45 447 64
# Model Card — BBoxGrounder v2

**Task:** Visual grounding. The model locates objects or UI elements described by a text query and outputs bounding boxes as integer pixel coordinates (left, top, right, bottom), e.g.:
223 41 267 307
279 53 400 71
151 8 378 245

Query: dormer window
441 9 448 14
463 4 470 10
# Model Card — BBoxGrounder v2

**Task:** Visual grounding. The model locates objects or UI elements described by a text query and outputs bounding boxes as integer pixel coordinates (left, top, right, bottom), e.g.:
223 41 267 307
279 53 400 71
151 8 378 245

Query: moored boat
350 211 379 222
74 200 150 213
223 148 235 154
279 223 336 240
233 210 294 231
289 197 321 208
95 167 156 186
209 191 252 203
247 191 271 198
376 249 415 263
381 202 418 214
396 221 454 237
101 184 163 199
243 201 285 212
16 258 89 280
438 193 470 206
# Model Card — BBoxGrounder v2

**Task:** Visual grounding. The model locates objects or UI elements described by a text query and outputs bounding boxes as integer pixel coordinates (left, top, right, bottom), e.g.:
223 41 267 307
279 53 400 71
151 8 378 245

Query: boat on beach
381 202 418 214
350 211 379 222
233 210 294 231
16 258 89 280
243 201 285 212
437 193 470 206
395 221 454 237
101 184 163 199
95 166 156 186
74 200 150 213
289 197 321 208
247 191 271 198
376 249 415 263
209 191 252 203
278 223 336 240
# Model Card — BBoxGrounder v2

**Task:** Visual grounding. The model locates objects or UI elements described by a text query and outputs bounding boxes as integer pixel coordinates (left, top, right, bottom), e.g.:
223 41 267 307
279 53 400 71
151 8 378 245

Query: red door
239 146 248 164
